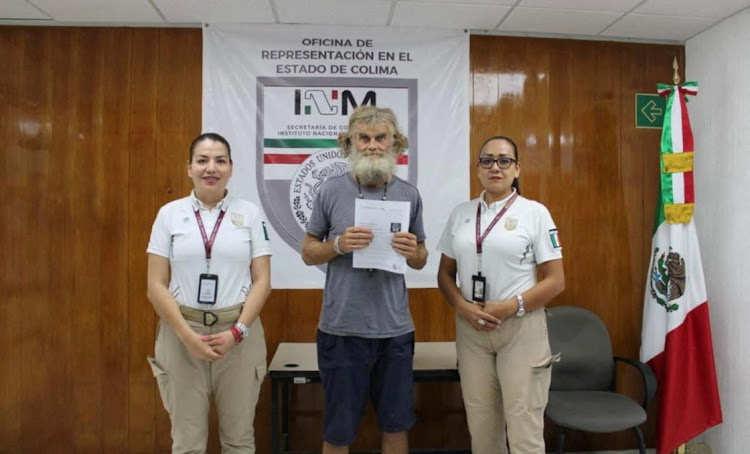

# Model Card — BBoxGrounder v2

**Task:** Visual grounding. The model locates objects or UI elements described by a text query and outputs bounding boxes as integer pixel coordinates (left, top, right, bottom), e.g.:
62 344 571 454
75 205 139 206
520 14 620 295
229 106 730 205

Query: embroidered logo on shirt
549 229 561 248
505 218 518 230
231 213 244 227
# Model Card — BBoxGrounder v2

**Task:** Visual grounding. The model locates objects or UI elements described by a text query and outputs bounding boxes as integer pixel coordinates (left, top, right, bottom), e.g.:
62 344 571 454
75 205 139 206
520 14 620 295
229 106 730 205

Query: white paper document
353 199 411 274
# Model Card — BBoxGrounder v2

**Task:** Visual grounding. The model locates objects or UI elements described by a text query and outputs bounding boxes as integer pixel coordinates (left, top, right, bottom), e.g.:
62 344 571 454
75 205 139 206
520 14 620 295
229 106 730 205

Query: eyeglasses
478 156 517 169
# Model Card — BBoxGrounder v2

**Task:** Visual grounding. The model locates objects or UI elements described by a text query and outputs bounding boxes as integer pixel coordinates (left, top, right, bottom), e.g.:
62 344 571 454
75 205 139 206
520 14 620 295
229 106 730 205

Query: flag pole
670 54 687 454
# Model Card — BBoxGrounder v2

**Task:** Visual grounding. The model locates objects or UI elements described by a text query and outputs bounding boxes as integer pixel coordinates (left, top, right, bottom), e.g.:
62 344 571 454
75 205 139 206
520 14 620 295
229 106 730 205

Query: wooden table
269 342 466 454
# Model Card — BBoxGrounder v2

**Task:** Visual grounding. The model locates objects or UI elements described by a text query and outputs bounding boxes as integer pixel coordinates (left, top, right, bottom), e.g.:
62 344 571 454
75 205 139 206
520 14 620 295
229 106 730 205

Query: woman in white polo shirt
437 136 565 454
146 132 272 454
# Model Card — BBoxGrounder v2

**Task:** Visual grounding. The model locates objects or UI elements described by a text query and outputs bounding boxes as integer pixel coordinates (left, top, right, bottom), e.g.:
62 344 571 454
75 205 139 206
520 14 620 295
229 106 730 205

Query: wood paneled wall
0 26 682 453
471 35 684 450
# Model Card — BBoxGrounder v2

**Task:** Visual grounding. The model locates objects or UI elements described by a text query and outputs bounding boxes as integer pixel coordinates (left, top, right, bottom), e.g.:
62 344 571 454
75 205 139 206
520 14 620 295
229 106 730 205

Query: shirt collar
479 188 516 213
190 190 230 212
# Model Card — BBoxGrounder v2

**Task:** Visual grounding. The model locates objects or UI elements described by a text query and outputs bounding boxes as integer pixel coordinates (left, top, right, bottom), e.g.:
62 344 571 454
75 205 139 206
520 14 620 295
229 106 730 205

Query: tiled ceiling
2 0 749 43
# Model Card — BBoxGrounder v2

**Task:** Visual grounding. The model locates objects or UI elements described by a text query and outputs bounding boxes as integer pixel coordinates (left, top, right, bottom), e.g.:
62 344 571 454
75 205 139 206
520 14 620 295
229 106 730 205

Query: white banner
203 24 469 288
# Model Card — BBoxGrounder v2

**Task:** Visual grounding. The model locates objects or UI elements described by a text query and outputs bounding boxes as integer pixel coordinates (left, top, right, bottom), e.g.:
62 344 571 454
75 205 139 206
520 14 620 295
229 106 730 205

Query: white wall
687 7 750 452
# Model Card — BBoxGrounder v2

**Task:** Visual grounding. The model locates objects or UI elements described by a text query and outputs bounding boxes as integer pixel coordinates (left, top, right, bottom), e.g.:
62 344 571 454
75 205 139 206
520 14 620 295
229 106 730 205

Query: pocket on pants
529 353 560 410
147 356 170 412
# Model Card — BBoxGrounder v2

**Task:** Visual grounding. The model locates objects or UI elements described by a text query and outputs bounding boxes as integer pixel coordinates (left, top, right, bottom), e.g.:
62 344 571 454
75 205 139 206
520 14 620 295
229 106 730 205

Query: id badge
198 274 219 305
471 273 486 303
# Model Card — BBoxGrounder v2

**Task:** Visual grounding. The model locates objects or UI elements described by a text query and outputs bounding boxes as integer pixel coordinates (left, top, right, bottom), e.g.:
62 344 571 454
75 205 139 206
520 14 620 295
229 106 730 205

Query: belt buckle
203 311 219 326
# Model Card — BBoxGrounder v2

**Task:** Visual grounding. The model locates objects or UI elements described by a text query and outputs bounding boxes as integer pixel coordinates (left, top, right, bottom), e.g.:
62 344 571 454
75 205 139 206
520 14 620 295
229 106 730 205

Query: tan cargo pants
148 316 267 454
456 308 556 454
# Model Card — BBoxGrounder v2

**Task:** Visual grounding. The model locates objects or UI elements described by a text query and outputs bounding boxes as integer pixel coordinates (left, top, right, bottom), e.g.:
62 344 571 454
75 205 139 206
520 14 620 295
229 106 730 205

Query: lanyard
475 192 517 272
356 176 388 200
194 209 226 272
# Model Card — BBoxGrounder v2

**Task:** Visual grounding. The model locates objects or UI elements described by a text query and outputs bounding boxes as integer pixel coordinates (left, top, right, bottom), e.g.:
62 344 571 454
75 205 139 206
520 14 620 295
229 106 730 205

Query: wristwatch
515 294 526 317
234 322 249 339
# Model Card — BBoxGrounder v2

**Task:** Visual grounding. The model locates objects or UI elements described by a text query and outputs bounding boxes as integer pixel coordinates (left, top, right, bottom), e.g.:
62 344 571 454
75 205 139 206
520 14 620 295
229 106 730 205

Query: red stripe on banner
679 86 696 203
646 303 723 454
684 170 695 203
264 154 310 164
679 89 695 153
263 154 410 165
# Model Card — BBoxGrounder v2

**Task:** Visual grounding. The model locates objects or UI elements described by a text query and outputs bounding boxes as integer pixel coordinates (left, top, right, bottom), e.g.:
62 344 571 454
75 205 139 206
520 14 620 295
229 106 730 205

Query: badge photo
198 273 219 305
471 274 486 303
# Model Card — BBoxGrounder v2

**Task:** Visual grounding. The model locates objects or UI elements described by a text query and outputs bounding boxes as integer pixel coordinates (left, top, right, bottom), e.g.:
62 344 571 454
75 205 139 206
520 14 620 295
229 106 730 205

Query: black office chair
545 306 657 454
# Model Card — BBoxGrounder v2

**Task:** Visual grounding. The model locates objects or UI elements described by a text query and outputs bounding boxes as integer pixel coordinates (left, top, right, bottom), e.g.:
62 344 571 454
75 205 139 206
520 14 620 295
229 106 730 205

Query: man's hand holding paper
352 199 411 273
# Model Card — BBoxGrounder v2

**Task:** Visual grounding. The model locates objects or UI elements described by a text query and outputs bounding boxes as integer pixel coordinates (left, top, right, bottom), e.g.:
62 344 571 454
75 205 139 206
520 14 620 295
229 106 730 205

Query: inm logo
294 89 376 116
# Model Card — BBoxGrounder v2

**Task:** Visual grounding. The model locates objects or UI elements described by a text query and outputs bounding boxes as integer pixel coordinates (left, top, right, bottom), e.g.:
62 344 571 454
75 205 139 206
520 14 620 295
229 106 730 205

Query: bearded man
302 106 428 454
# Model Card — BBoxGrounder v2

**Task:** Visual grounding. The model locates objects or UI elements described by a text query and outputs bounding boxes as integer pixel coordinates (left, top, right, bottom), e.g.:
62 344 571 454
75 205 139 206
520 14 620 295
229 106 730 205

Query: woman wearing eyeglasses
437 136 565 454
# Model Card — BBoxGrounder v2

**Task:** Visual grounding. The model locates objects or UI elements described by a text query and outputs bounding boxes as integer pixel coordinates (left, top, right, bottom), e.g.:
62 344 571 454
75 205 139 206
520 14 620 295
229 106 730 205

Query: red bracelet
230 326 243 343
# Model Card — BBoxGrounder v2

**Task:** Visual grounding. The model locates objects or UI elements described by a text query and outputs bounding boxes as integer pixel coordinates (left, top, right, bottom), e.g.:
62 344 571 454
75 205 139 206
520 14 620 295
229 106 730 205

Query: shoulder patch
549 229 561 248
262 221 270 241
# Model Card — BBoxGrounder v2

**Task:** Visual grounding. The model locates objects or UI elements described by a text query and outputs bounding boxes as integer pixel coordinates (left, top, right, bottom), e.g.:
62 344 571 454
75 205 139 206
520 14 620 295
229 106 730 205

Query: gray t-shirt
307 173 426 338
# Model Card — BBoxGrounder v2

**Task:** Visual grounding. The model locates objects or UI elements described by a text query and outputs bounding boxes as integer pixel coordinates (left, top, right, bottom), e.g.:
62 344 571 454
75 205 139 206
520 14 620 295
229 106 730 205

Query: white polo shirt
437 190 562 303
147 191 272 309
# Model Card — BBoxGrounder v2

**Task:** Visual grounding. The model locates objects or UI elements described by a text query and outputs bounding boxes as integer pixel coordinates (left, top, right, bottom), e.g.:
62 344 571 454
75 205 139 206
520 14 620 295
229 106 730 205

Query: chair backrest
547 306 614 392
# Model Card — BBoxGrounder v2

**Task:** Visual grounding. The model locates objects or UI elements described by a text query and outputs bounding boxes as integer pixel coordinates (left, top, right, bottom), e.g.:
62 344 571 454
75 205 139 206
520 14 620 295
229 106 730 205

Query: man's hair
337 106 409 157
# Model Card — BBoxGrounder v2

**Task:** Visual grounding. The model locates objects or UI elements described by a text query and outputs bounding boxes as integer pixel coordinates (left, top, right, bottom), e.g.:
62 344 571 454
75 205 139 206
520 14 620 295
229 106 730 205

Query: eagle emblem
650 247 686 312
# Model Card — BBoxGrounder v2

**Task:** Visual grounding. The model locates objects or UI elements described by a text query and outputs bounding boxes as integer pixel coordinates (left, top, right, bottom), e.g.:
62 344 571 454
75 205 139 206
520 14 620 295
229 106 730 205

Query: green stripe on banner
652 189 666 232
659 88 675 207
264 138 338 148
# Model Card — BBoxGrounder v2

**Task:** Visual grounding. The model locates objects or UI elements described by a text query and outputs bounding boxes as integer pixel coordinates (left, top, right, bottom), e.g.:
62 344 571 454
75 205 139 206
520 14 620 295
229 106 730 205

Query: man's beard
348 148 397 185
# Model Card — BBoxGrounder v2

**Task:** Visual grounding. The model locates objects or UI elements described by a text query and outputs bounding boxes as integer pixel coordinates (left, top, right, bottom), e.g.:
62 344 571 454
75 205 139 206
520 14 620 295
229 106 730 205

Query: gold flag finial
673 57 681 84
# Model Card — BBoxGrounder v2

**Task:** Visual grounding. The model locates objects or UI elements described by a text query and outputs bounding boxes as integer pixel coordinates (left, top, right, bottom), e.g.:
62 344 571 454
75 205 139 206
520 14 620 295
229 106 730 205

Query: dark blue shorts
316 330 416 446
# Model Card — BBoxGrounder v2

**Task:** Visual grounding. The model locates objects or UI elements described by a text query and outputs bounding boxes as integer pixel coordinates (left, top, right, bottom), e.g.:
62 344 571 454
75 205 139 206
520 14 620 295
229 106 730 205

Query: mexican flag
640 81 722 454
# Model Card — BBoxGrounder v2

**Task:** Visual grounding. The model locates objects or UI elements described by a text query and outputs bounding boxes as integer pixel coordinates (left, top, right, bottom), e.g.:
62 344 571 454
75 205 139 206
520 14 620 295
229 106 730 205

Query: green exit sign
635 93 666 129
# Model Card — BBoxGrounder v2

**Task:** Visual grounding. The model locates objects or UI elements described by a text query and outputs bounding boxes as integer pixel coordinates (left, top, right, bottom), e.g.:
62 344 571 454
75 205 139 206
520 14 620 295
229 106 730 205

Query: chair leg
556 427 568 454
633 426 646 454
